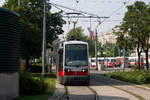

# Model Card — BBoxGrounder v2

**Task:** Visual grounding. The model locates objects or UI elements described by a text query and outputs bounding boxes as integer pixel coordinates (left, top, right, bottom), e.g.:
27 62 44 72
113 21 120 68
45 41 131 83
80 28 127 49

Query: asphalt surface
90 73 138 100
49 67 150 100
66 86 95 100
90 71 150 100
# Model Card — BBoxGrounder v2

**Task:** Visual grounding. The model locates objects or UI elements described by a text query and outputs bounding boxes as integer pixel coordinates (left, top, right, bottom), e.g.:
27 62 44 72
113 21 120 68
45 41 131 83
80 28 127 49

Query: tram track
88 86 98 100
90 73 148 100
59 86 68 100
60 85 98 100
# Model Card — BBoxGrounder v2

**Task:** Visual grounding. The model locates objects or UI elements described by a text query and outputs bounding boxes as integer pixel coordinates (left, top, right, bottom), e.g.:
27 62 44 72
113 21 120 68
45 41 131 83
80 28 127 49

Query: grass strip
16 74 56 100
142 84 150 88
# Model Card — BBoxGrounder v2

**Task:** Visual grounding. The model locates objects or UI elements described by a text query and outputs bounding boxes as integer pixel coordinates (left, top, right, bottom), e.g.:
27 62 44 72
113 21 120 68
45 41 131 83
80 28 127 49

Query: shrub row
29 63 50 73
105 70 150 84
19 71 48 95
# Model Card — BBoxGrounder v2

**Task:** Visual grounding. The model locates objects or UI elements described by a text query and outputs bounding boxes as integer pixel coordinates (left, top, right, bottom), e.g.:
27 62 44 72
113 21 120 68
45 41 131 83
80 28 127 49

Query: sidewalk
90 80 138 100
48 80 65 100
92 71 150 100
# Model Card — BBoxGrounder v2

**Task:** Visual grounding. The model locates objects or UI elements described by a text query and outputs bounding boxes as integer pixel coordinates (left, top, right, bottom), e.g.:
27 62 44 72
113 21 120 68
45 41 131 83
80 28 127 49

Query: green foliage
106 70 150 84
66 27 85 41
86 39 95 57
19 71 48 95
51 39 59 63
101 42 119 57
131 65 138 71
86 38 102 57
3 0 65 67
29 63 50 73
115 1 150 70
17 73 56 100
115 1 149 50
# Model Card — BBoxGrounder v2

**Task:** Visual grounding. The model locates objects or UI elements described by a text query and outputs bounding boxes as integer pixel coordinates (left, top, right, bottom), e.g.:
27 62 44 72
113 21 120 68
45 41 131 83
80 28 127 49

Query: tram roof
64 40 88 45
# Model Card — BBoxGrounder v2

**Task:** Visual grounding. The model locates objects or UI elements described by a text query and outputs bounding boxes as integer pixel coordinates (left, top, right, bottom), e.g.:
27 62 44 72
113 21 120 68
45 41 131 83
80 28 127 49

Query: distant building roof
98 29 118 45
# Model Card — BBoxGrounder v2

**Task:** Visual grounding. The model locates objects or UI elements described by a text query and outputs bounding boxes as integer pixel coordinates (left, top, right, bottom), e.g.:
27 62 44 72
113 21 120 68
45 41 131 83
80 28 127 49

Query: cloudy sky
50 0 149 36
0 0 149 36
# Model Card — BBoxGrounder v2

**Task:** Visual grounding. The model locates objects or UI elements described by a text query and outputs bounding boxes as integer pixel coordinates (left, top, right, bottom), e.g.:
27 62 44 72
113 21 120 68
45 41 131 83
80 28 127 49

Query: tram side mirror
58 50 61 54
58 50 63 54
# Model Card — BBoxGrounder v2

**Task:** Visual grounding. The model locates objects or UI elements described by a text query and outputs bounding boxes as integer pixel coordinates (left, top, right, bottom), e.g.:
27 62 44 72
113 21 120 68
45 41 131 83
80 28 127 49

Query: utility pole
42 0 46 74
73 21 77 37
123 48 125 72
95 29 98 70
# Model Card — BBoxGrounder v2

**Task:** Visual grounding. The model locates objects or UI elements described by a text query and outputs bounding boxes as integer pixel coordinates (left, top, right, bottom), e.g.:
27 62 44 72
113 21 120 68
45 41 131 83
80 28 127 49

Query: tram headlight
82 69 88 72
65 68 71 72
68 69 70 72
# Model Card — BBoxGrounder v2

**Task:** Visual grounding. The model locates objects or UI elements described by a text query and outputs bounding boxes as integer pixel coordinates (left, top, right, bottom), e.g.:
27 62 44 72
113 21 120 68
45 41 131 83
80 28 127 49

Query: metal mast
95 29 98 70
42 0 46 74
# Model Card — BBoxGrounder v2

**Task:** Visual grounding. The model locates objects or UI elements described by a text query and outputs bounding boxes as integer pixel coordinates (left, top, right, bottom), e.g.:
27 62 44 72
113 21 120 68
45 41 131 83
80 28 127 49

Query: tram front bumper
64 75 90 82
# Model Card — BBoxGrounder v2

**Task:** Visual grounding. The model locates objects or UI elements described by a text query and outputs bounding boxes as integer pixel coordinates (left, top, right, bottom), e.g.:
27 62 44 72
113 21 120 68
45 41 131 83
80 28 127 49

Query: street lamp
42 0 46 74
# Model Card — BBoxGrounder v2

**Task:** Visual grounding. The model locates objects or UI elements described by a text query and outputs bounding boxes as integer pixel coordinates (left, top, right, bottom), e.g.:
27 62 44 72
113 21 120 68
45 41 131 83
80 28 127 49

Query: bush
131 65 138 71
19 71 48 95
136 74 146 84
29 63 49 73
105 70 150 84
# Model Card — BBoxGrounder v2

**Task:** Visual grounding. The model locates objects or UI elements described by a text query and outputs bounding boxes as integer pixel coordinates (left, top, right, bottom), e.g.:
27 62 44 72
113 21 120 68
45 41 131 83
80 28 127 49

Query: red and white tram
56 40 90 85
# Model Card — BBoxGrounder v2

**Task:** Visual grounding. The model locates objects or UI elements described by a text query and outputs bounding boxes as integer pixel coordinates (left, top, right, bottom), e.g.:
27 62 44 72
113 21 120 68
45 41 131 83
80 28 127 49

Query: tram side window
58 49 63 66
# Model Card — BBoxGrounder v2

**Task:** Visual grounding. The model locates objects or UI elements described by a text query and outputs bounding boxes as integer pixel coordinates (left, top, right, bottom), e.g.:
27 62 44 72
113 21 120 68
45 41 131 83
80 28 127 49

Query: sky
50 0 149 37
0 0 149 37
0 0 5 7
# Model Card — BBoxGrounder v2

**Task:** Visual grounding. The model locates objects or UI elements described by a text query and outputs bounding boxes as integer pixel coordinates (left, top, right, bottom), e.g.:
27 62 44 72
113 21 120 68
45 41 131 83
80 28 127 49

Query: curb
106 76 150 91
48 80 65 100
94 71 150 91
88 86 99 100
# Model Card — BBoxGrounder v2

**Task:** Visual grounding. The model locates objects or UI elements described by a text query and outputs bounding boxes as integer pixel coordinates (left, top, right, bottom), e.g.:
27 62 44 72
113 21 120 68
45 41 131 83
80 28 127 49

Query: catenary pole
95 29 98 70
42 0 46 74
123 48 125 72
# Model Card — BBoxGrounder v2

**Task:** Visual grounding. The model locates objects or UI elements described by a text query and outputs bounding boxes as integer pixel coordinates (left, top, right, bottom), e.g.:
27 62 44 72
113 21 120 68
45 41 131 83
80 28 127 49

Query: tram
56 40 90 85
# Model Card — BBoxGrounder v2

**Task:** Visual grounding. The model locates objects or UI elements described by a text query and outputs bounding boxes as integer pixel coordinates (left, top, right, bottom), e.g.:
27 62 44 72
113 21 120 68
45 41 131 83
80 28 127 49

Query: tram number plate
72 68 80 71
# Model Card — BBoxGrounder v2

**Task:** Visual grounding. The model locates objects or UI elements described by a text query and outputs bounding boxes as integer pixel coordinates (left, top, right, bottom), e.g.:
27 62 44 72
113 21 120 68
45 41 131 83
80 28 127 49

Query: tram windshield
65 44 88 66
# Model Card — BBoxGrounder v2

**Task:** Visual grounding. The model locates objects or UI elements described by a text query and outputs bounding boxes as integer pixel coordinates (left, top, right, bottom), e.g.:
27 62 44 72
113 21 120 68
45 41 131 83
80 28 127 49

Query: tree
86 37 102 57
102 42 119 57
116 1 149 70
66 27 85 41
3 0 65 69
140 5 150 70
86 39 95 57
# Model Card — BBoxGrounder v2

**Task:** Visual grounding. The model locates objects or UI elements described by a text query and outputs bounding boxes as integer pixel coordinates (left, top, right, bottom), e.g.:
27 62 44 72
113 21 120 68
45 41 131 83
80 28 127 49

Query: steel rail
60 85 98 100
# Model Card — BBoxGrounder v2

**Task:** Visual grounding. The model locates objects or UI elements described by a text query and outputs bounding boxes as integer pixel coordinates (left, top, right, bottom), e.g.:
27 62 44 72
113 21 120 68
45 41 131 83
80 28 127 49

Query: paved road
51 67 150 100
66 86 95 100
90 73 138 100
90 71 150 100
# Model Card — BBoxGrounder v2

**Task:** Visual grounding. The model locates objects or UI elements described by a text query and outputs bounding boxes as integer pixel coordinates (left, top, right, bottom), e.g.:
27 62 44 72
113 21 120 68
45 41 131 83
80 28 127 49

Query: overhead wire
51 3 64 12
50 2 101 17
51 3 71 32
51 1 81 35
68 0 80 31
101 0 132 24
51 0 132 33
